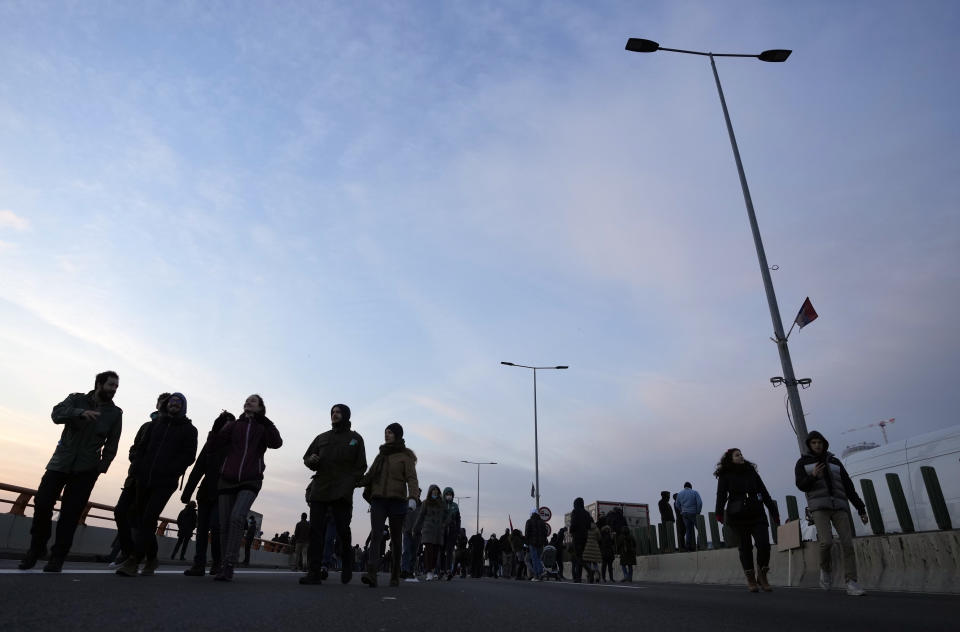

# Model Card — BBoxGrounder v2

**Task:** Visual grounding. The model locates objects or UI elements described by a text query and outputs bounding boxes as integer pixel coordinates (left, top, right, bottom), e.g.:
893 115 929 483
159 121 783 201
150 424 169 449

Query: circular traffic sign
538 506 552 522
545 522 552 537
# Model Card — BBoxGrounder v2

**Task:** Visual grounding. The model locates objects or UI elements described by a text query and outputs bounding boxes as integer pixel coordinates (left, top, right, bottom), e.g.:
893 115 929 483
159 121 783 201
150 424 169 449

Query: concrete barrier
561 529 960 593
0 514 292 567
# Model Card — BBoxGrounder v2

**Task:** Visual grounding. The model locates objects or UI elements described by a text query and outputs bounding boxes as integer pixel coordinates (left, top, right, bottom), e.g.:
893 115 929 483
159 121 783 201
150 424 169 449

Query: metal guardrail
0 481 293 552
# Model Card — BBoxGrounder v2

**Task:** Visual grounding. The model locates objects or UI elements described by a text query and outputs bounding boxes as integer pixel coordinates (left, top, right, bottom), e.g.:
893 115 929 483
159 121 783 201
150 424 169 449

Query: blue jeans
682 514 697 550
529 545 543 577
322 518 337 567
401 531 417 573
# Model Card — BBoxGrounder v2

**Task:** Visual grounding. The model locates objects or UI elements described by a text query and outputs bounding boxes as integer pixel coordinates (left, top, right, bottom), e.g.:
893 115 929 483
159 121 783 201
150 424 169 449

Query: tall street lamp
461 460 496 534
624 38 810 454
500 362 568 509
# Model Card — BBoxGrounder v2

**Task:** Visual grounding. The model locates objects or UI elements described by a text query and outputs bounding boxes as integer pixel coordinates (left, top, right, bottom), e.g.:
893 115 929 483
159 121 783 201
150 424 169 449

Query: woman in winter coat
617 526 637 582
715 448 781 592
358 423 419 588
213 394 282 581
414 484 446 580
581 522 603 583
599 525 616 582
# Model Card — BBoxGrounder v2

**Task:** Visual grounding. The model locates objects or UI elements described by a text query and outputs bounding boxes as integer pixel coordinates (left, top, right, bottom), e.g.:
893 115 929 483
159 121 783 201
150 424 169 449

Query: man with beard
19 371 123 572
300 404 367 585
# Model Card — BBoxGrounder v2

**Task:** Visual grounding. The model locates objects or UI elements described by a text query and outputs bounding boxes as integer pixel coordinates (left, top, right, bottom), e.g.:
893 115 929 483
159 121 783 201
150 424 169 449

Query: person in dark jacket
599 525 616 582
524 510 548 580
292 513 310 571
617 526 637 582
116 392 197 577
715 448 780 592
658 491 675 552
300 403 366 585
485 533 501 577
171 501 198 560
568 497 593 583
112 393 168 566
181 410 234 576
440 486 461 579
19 371 123 573
468 531 485 578
214 394 283 581
795 430 868 596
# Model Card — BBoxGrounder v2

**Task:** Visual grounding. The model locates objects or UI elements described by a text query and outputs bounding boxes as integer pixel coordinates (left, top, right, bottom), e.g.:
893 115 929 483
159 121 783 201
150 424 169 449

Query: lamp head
758 49 791 62
625 38 660 53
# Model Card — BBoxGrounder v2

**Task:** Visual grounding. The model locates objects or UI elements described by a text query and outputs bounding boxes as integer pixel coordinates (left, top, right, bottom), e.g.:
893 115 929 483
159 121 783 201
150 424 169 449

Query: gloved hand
408 498 417 510
305 454 321 468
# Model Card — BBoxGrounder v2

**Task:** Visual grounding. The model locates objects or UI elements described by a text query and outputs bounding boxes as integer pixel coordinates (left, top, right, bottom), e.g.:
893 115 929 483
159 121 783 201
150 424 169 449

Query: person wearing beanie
714 448 780 592
439 486 461 579
210 394 282 582
357 422 419 588
795 430 868 596
116 392 197 577
300 404 366 585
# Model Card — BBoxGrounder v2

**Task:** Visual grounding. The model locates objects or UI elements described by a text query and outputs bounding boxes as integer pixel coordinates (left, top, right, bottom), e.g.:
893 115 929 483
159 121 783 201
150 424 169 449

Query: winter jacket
794 431 866 514
599 527 616 562
715 464 780 526
569 498 593 539
122 421 152 489
442 487 461 538
581 524 602 563
303 421 365 503
524 514 549 549
414 485 446 545
658 497 675 523
294 519 311 542
676 488 703 516
176 506 197 534
358 443 419 501
485 536 501 559
617 530 637 566
47 391 123 474
133 411 198 490
217 413 283 493
182 435 228 503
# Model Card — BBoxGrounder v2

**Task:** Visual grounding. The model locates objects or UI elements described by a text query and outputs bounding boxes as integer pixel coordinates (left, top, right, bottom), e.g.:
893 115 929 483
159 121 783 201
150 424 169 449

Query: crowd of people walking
16 369 873 598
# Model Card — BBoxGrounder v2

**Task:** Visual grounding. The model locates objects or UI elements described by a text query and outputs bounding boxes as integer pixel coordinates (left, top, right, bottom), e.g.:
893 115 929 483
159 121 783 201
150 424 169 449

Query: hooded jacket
47 391 123 474
217 411 283 492
525 512 549 549
442 487 461 535
715 463 780 526
303 405 366 503
794 430 866 514
658 493 675 523
132 394 198 490
414 484 446 545
569 497 593 538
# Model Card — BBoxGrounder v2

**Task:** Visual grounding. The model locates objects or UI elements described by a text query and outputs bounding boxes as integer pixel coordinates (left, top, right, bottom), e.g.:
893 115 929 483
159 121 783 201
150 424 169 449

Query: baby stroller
540 545 561 581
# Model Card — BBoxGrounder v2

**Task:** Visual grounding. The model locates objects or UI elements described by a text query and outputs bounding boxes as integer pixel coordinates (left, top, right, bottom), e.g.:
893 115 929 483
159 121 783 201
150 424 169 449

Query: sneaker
184 564 205 577
846 580 866 596
214 563 234 582
819 569 832 591
320 566 329 580
404 577 420 583
425 571 435 581
116 557 140 577
42 555 65 573
140 558 158 576
209 562 221 576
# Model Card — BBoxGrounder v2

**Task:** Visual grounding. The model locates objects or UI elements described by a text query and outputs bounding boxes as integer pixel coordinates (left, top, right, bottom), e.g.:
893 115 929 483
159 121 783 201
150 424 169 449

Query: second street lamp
461 460 496 534
624 37 810 454
500 362 568 510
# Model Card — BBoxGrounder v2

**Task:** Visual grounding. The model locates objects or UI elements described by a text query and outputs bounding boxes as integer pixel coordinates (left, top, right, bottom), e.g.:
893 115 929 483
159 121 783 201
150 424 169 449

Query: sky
1 1 958 545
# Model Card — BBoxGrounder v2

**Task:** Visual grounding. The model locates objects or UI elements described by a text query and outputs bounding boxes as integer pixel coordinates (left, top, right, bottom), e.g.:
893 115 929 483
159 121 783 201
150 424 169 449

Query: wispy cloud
0 209 29 231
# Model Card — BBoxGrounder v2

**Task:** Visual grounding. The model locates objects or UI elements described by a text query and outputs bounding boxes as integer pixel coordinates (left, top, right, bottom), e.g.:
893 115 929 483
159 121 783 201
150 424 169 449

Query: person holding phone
795 430 869 596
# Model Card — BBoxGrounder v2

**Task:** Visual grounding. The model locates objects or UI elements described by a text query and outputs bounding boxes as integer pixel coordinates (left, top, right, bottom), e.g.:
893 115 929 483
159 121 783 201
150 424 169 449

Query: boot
140 558 158 576
745 569 759 593
209 561 221 576
18 545 46 571
390 554 400 587
214 562 234 581
361 563 378 587
42 555 65 573
116 556 140 577
184 563 205 576
758 567 773 592
299 571 323 585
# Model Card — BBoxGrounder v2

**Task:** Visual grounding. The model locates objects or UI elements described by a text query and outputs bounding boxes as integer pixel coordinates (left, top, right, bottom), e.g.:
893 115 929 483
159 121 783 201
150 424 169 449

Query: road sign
544 522 552 537
538 506 552 522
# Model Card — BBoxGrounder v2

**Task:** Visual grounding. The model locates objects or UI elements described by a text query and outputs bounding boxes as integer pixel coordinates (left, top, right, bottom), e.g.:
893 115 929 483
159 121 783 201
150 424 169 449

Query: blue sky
1 1 958 543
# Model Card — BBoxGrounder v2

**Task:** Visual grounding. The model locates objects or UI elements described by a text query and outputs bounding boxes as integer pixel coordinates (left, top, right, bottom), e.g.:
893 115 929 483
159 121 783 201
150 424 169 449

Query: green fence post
885 473 915 533
708 512 723 549
696 515 708 550
920 466 953 530
786 495 800 522
859 478 885 535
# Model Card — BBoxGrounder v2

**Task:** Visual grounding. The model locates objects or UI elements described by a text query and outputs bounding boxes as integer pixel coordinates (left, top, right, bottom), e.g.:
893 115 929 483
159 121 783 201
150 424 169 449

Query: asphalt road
0 561 955 632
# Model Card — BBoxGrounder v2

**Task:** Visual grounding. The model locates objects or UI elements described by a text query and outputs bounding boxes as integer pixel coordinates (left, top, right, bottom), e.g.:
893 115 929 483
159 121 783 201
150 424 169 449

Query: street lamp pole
500 362 568 509
624 38 809 453
461 460 496 534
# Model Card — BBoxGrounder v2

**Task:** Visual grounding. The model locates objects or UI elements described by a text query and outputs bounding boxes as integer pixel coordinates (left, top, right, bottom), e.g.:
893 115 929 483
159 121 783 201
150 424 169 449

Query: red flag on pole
795 297 818 329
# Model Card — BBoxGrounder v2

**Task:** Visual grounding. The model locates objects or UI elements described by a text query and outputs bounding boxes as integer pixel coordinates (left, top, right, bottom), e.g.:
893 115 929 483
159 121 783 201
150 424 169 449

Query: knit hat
386 422 403 440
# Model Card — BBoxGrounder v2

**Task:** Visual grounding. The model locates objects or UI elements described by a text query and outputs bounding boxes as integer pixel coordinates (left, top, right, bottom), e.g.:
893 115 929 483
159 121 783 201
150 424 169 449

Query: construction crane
842 418 896 444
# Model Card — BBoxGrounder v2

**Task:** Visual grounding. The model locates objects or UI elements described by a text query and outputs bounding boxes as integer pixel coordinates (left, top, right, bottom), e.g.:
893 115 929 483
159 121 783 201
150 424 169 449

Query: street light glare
625 38 659 53
758 49 792 63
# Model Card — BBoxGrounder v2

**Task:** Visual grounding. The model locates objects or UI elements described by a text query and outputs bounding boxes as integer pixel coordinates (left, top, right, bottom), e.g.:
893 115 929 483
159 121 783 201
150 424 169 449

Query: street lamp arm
625 38 791 63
